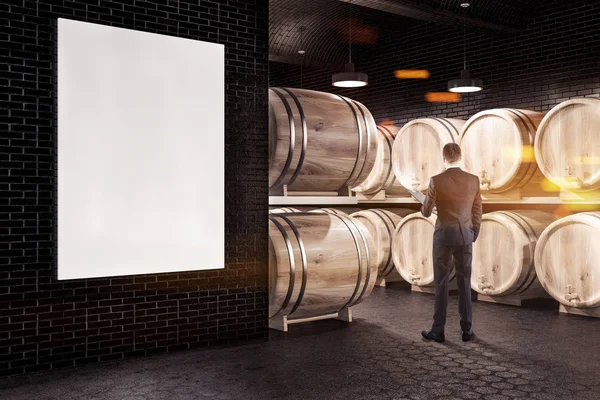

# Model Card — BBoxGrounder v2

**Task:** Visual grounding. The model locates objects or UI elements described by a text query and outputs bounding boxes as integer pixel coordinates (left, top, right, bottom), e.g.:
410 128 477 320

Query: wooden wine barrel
352 125 406 195
391 213 456 286
392 118 465 192
269 88 378 192
460 109 544 193
351 208 413 280
269 212 377 320
535 212 600 309
534 98 600 191
472 211 556 297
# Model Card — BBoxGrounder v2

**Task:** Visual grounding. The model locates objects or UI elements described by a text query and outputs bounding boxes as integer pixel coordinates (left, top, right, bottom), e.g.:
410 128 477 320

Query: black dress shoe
462 329 475 342
421 329 445 343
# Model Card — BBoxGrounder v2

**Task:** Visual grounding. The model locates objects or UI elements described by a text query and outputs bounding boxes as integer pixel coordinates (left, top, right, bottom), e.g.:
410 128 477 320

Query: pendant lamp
332 0 368 87
448 3 483 93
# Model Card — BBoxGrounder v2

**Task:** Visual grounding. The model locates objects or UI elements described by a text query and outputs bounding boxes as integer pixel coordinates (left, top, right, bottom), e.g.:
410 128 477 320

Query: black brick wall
1 0 269 376
269 0 600 123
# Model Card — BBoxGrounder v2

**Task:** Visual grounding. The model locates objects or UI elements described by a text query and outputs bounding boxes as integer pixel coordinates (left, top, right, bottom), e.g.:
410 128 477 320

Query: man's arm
421 178 436 217
471 181 482 242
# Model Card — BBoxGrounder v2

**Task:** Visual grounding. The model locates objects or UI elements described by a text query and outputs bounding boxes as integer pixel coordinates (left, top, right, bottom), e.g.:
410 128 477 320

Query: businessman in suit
420 143 482 343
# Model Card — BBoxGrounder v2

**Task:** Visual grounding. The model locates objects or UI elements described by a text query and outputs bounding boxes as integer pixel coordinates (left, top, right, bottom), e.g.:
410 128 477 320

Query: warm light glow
425 92 461 103
395 69 430 79
379 119 396 127
333 80 368 88
448 86 483 93
540 178 560 192
572 156 600 165
554 203 597 218
543 176 585 189
338 19 380 45
501 145 536 163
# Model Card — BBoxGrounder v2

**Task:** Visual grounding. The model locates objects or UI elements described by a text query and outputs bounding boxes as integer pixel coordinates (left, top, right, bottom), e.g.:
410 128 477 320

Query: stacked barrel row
271 89 600 195
367 98 600 195
269 207 600 318
269 88 600 319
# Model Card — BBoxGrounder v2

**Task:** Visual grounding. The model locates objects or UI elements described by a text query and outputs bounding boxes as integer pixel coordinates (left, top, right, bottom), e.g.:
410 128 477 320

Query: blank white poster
57 19 225 280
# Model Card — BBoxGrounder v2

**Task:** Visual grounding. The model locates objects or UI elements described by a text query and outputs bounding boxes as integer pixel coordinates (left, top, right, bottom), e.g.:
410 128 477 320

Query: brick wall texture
269 0 600 124
1 0 269 376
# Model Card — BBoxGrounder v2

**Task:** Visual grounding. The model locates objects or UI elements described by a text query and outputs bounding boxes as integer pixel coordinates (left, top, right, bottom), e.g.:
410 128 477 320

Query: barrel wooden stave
352 125 406 195
351 208 414 280
460 109 544 193
392 118 465 192
269 213 377 320
534 98 600 191
269 88 378 192
472 210 556 297
535 212 600 309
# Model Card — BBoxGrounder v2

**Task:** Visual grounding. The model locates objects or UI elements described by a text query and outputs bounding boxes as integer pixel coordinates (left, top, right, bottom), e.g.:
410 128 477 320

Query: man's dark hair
443 143 462 164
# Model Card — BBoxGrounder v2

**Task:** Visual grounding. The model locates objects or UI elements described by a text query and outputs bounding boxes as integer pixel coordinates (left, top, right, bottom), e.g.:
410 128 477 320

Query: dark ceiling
418 0 545 27
269 0 548 67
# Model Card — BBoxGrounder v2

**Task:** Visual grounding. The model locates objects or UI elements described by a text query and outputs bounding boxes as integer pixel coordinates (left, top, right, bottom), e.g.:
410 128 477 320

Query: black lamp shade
332 63 368 88
448 69 483 93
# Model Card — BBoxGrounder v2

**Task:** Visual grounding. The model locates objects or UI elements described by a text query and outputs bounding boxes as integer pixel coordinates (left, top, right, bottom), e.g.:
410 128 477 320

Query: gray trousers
431 244 473 333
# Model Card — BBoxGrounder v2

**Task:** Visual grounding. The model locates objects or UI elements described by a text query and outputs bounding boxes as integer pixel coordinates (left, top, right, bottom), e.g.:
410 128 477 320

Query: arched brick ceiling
270 0 547 67
416 0 547 28
269 0 417 67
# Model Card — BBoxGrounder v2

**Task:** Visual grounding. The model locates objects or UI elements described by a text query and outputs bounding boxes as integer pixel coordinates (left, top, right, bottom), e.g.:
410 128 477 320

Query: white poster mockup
57 19 225 279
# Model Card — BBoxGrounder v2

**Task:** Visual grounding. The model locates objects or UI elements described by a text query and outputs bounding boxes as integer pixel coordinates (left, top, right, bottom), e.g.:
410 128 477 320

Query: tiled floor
1 283 599 400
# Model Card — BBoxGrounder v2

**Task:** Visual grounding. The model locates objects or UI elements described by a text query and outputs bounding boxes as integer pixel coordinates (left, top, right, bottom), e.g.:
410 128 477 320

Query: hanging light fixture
448 2 483 93
332 0 368 87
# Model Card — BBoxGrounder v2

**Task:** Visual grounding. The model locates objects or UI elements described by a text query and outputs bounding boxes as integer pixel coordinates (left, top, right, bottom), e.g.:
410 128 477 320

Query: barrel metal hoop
350 100 373 187
503 109 538 188
275 214 308 316
270 88 296 189
344 217 371 308
380 126 396 192
268 215 297 317
347 216 373 305
495 211 538 294
379 125 394 137
280 88 307 187
431 117 457 143
370 209 396 277
328 213 368 310
337 95 364 189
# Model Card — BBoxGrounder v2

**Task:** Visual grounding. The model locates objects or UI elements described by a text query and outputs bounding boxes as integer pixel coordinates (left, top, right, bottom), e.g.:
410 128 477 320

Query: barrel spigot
478 276 494 292
409 268 420 283
479 170 491 190
564 166 583 189
565 284 580 303
408 173 420 191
